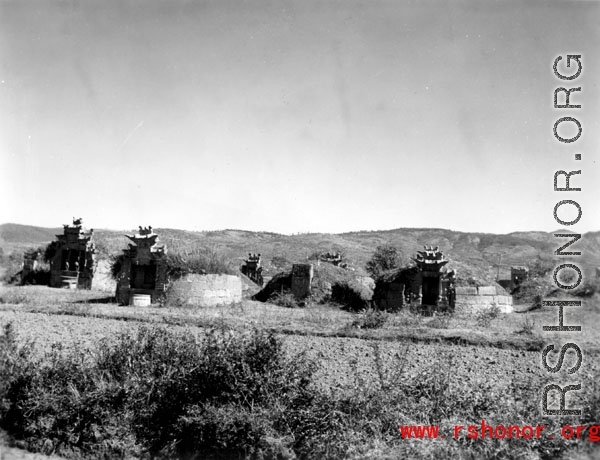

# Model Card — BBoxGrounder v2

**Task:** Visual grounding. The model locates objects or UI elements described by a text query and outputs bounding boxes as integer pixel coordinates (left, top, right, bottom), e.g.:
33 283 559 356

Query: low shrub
0 291 28 305
1 320 596 460
1 338 131 457
351 309 388 329
252 271 292 303
110 247 237 282
512 277 553 306
515 315 536 335
331 281 372 312
0 324 35 414
20 268 51 286
474 304 501 328
0 324 317 459
388 309 425 328
166 247 236 278
571 278 598 298
427 311 452 329
171 403 274 459
0 252 26 285
268 290 301 308
108 254 124 280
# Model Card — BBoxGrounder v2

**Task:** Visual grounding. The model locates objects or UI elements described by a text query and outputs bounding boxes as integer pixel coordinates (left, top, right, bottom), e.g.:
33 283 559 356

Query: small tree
365 244 401 278
43 242 59 263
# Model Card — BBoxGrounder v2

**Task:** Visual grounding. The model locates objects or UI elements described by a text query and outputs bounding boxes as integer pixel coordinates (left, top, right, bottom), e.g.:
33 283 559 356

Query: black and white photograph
0 1 599 459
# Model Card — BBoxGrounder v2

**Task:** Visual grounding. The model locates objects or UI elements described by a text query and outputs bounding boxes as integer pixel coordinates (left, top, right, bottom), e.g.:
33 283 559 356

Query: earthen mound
252 263 373 309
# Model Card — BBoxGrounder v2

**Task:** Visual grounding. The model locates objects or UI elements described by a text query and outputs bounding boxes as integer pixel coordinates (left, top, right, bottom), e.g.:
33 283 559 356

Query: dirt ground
0 301 598 402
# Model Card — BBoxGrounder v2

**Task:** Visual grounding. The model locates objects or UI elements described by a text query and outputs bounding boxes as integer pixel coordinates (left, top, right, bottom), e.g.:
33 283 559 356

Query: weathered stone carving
374 246 455 312
49 218 96 289
291 263 313 300
241 253 263 285
510 266 529 292
319 251 347 268
115 226 168 305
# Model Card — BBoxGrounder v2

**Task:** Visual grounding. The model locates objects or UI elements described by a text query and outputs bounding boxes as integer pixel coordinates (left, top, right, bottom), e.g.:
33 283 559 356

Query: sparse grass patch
0 290 28 305
426 311 452 329
474 304 502 328
387 308 425 328
268 290 302 308
165 247 237 277
350 309 388 330
514 314 536 335
0 285 112 307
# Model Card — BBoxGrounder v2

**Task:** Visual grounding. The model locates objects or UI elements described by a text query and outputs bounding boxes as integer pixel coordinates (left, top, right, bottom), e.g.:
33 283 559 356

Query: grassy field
0 285 599 459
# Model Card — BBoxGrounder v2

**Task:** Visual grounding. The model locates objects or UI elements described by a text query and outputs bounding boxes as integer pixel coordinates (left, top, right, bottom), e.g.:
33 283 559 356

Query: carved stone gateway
115 226 168 305
412 246 449 306
373 246 456 312
49 218 96 289
22 249 41 283
510 266 529 292
319 251 346 268
240 253 263 285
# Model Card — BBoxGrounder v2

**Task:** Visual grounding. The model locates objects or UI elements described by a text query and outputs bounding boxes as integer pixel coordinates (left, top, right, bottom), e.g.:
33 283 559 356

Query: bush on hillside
20 268 51 286
109 247 236 281
512 277 555 307
268 290 301 308
571 278 598 297
42 242 59 264
0 246 51 285
252 271 292 302
365 244 401 278
109 253 125 280
330 281 372 312
166 247 236 278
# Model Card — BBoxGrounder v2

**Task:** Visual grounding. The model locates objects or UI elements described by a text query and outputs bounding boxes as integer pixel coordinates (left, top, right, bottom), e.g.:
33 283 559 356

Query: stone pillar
291 264 313 300
22 255 35 281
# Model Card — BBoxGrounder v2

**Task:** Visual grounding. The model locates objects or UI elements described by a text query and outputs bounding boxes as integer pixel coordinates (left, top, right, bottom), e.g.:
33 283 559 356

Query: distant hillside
1 223 598 281
0 223 62 246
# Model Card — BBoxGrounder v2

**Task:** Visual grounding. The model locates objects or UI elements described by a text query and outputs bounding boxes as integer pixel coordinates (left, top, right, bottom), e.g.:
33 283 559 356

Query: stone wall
167 274 242 307
454 285 513 314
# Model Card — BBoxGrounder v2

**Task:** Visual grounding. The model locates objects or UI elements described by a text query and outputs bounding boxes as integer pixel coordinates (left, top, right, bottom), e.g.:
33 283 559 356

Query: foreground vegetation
0 287 599 459
1 322 599 460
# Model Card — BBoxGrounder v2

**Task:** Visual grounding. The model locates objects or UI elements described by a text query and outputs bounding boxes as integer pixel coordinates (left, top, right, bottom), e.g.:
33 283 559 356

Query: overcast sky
1 0 599 234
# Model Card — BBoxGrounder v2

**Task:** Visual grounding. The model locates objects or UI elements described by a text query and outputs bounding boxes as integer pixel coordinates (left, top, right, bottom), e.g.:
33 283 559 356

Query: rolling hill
1 223 598 282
